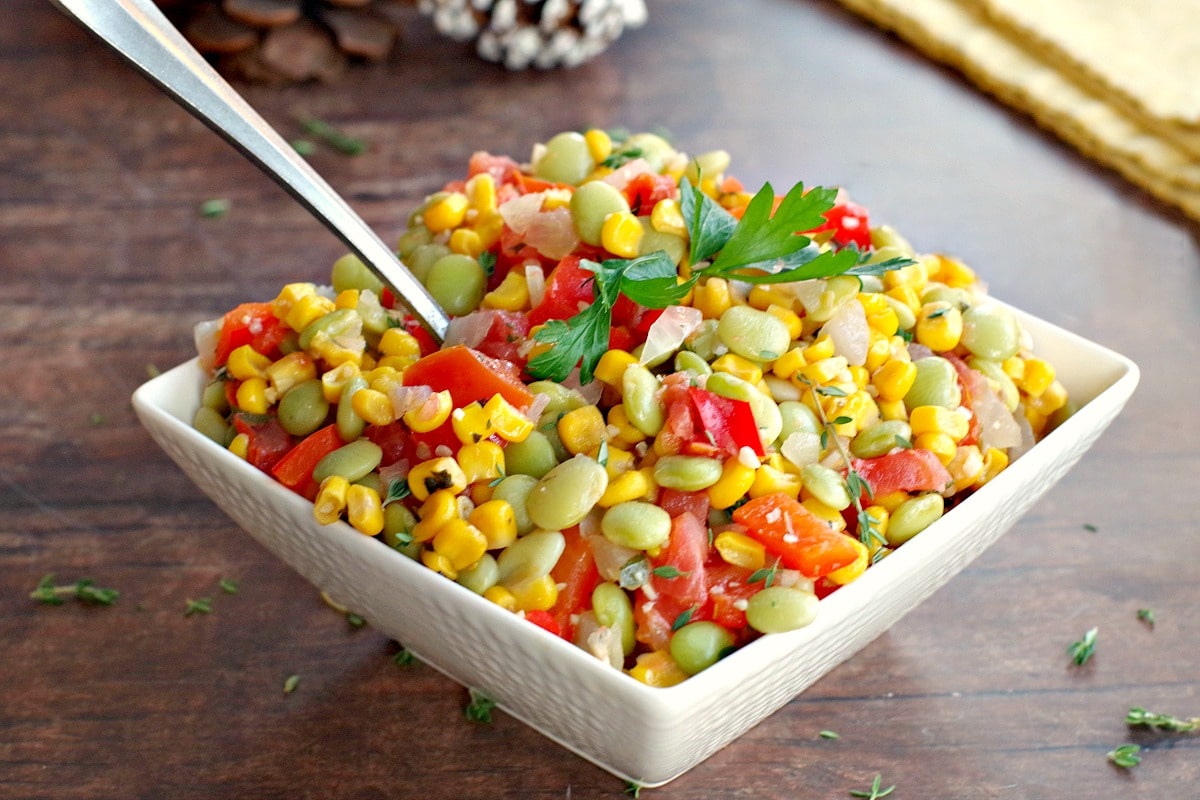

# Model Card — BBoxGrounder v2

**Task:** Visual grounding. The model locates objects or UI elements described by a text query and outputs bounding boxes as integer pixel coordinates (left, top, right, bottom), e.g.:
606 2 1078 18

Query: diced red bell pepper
732 493 861 578
687 386 765 457
401 345 533 409
526 255 596 327
524 610 562 637
271 424 344 499
623 172 677 215
811 201 872 250
468 152 522 186
232 413 294 474
850 448 952 500
703 562 760 632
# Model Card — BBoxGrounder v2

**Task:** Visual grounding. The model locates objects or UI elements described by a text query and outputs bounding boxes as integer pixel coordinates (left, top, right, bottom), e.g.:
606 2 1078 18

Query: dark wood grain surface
3 1 1198 797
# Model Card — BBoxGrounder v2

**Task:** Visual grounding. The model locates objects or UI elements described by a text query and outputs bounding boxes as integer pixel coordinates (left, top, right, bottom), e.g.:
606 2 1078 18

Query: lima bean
886 493 945 545
744 586 819 634
312 439 382 484
490 474 538 535
600 501 671 550
592 582 636 655
497 530 566 587
717 305 790 362
526 455 608 531
277 380 329 437
670 621 736 675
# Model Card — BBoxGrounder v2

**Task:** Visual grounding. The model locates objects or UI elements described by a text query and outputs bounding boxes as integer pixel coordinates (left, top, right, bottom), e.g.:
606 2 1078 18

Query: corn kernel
598 467 655 507
915 302 964 352
771 347 807 380
584 128 613 163
481 270 530 311
347 484 385 536
914 432 957 465
802 334 836 362
432 518 488 570
403 389 453 433
226 345 272 381
601 211 643 259
313 475 350 524
421 548 458 580
749 464 803 499
307 329 364 368
599 444 636 478
266 351 317 395
747 285 793 311
1020 357 1056 397
456 440 506 484
909 405 970 443
483 584 518 611
763 304 803 341
272 282 318 322
235 377 270 415
874 491 909 513
711 353 763 384
334 289 359 310
649 197 688 237
469 500 517 550
692 277 733 319
591 349 636 386
227 433 250 460
321 362 361 404
509 574 558 612
606 404 647 447
871 360 917 403
1031 381 1068 416
862 505 890 549
882 261 928 293
848 365 870 390
412 489 460 542
864 331 893 372
422 192 469 234
825 537 870 585
556 406 606 455
801 497 847 531
979 447 1009 485
713 529 766 570
629 650 687 687
884 284 921 313
351 387 395 426
877 398 908 421
936 255 976 287
707 458 757 510
450 401 490 445
448 227 484 258
482 394 535 442
948 445 985 493
797 356 848 386
465 172 498 215
284 293 337 333
408 458 468 502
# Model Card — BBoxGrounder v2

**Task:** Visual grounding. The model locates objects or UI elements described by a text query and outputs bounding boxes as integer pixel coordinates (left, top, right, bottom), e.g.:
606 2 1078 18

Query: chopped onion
525 263 546 308
780 431 822 469
444 310 494 349
586 625 625 669
498 191 544 234
600 158 653 191
193 317 222 371
788 279 826 316
522 392 551 423
387 384 431 417
907 342 935 361
525 206 579 260
378 460 410 489
563 368 603 405
640 305 702 366
961 365 1022 450
824 297 870 366
587 534 638 583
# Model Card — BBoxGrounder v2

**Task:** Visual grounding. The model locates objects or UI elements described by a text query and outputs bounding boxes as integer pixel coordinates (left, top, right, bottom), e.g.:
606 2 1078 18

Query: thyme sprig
1067 626 1098 666
29 574 119 606
1126 707 1200 733
849 774 895 799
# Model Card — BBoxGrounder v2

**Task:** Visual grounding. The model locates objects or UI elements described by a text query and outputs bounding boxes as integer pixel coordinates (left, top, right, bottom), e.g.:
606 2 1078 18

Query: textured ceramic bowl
132 303 1137 787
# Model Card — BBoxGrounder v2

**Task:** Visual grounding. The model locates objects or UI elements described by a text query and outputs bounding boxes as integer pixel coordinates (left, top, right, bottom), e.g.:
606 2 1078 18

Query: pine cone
162 0 408 84
417 0 647 70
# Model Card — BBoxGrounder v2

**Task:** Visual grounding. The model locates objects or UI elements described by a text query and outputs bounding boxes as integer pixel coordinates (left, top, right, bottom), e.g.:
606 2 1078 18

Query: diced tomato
658 489 711 522
271 424 343 499
548 527 599 642
231 413 294 474
472 309 530 367
524 610 562 637
526 255 596 327
212 302 288 367
648 511 709 615
401 345 533 409
633 590 675 652
850 448 953 500
623 172 677 215
364 421 417 467
703 562 760 632
515 171 569 195
467 151 521 186
494 225 551 279
733 493 861 578
812 201 872 250
946 355 985 447
607 325 638 353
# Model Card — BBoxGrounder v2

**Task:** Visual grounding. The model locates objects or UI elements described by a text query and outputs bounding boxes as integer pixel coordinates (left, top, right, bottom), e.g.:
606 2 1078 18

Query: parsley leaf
464 688 497 724
528 302 611 383
679 176 737 264
710 181 835 272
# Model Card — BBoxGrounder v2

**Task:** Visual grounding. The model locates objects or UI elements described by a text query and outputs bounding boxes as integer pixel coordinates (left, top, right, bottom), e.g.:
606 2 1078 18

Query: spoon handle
48 0 451 340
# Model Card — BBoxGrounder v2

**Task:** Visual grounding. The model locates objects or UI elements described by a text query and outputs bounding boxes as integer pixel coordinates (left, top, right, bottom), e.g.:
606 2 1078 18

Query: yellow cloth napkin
835 0 1200 220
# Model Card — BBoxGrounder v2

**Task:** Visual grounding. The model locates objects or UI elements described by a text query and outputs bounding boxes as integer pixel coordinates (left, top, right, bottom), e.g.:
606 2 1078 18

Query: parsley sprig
528 178 912 383
1067 626 1098 666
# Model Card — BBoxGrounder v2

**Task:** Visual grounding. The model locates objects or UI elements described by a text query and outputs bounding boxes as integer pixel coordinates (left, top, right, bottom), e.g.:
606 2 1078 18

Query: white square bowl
132 302 1137 787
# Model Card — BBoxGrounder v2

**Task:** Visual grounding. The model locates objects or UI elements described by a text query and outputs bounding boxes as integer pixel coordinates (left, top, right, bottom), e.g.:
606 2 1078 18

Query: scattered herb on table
464 688 497 724
819 730 841 740
346 612 366 628
88 412 106 426
393 647 415 666
623 781 643 798
1126 707 1200 733
283 674 300 694
1107 743 1142 769
1067 626 1098 666
849 774 895 799
1082 522 1098 532
184 597 213 617
219 578 239 594
291 138 316 157
1136 608 1156 628
145 363 161 379
29 574 119 606
199 198 230 218
296 115 366 156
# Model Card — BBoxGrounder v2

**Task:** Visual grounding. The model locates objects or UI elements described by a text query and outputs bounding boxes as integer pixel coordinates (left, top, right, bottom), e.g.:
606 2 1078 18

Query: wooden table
3 1 1197 797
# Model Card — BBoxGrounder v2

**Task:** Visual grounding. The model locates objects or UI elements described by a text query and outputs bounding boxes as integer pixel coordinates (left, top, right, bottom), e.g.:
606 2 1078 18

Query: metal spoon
48 0 451 341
